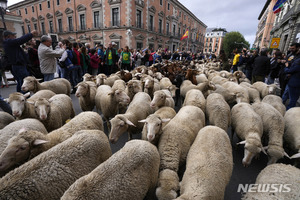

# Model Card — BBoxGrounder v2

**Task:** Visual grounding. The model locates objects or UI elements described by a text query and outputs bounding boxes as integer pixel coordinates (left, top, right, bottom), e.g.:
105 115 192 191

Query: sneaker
1 85 4 88
5 85 9 88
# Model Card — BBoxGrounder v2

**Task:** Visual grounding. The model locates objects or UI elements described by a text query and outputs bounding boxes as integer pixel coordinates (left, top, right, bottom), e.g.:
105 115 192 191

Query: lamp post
0 0 7 30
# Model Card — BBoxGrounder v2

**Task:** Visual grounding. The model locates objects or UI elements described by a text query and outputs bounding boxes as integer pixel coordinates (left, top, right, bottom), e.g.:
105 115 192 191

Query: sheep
0 111 14 130
21 76 71 96
125 79 143 101
159 77 177 97
0 111 103 174
195 73 208 84
109 92 153 143
95 73 107 86
61 140 159 200
75 81 97 111
143 76 156 98
95 85 130 124
252 81 280 98
0 119 47 177
284 107 300 161
180 80 215 99
5 90 56 119
139 107 176 145
156 105 205 200
252 102 288 164
112 79 128 113
222 81 250 103
96 73 120 87
82 73 95 82
31 94 75 131
231 103 265 167
240 82 261 103
210 84 237 104
182 89 206 113
150 90 175 110
206 93 231 131
0 130 112 200
176 126 233 200
262 94 286 116
242 163 300 200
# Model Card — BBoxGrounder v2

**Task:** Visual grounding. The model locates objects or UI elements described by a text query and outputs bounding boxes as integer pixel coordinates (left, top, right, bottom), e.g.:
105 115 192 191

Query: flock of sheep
0 59 299 200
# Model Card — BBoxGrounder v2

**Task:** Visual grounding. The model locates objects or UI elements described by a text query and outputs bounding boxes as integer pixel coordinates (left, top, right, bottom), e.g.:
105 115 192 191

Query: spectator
85 43 91 54
3 30 38 92
219 50 230 71
231 49 240 73
90 49 100 76
245 50 258 81
103 42 118 75
252 49 270 83
119 46 132 71
266 51 283 84
0 50 9 88
38 35 65 81
58 39 73 80
80 46 90 75
71 42 83 91
135 50 143 67
97 44 105 74
27 39 43 80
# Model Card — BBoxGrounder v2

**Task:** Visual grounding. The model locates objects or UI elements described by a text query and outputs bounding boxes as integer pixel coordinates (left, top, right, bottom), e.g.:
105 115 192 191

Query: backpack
0 54 12 71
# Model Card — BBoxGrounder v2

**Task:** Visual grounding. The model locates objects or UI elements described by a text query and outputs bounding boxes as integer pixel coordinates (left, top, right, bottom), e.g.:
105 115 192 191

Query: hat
3 30 17 38
112 42 117 46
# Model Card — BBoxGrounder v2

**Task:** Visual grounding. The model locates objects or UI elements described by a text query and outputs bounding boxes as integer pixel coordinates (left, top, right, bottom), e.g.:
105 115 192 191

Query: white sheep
95 73 107 87
176 126 233 200
95 85 130 124
5 90 56 119
252 102 288 164
139 107 176 145
240 82 261 103
252 81 280 99
0 112 15 130
206 93 231 131
112 79 128 113
75 81 97 111
0 130 112 200
284 107 300 160
31 94 75 132
150 90 175 110
195 73 208 84
21 76 71 96
0 111 103 174
222 81 250 103
159 77 177 97
231 103 265 167
156 105 205 200
0 119 47 176
96 73 120 87
82 73 95 82
262 94 286 116
210 84 237 104
61 140 159 200
242 164 300 200
109 92 153 143
143 76 156 98
182 89 206 113
125 79 143 101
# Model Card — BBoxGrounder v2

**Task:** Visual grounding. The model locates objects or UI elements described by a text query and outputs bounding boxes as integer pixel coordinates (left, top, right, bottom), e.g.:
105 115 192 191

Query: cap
3 30 17 38
112 42 117 46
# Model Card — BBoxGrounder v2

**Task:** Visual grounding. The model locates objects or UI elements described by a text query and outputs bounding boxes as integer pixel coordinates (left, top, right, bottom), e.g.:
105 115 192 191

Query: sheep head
238 136 264 167
7 92 28 118
33 98 51 121
22 76 40 92
109 115 135 144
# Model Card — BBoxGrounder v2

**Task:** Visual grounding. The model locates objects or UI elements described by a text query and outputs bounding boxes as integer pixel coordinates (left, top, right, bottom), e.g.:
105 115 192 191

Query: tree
222 31 250 58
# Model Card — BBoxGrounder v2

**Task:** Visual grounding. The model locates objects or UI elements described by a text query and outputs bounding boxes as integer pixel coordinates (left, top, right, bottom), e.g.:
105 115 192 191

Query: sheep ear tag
33 139 49 146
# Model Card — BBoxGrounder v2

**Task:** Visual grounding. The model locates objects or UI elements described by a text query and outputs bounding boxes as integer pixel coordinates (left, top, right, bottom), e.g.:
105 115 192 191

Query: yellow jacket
233 54 240 66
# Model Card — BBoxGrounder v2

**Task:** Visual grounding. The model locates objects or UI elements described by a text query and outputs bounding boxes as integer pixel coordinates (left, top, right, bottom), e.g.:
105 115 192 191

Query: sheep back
61 140 159 200
0 112 15 130
284 107 300 152
48 94 75 123
183 89 206 112
0 130 111 200
262 94 286 116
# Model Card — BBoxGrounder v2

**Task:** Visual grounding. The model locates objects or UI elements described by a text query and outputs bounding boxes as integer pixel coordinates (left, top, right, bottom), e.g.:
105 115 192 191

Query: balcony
110 20 120 27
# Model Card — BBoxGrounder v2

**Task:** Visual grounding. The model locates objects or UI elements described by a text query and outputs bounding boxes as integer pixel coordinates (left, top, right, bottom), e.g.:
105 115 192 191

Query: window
167 3 170 10
39 4 42 10
27 24 31 33
32 6 34 12
160 0 163 6
34 23 37 30
172 24 176 36
21 26 25 35
137 42 143 50
136 10 142 28
57 0 60 5
47 1 50 8
94 11 100 28
25 8 27 14
179 11 181 17
68 16 73 31
149 15 154 31
67 0 70 2
112 8 119 26
158 19 162 33
49 21 53 33
58 19 63 32
80 14 86 30
41 22 46 34
18 10 21 15
166 22 169 35
178 27 181 36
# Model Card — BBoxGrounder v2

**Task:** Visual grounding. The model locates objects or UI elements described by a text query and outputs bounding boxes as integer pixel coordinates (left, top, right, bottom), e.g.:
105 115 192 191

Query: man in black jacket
252 49 270 83
102 42 118 75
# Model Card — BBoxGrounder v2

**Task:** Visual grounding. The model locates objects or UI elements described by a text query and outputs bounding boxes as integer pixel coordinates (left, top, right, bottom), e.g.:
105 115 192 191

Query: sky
7 0 267 46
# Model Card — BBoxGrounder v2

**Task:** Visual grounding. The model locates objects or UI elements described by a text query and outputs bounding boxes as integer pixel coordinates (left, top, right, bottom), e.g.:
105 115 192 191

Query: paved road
0 76 294 200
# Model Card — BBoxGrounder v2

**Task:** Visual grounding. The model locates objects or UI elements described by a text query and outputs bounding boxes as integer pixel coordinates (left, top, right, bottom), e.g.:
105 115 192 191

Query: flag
273 0 287 13
181 29 189 41
196 32 199 40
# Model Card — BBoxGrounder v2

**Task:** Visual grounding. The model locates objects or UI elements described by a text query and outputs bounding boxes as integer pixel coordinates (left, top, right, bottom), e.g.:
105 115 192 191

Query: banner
181 29 189 41
273 0 287 13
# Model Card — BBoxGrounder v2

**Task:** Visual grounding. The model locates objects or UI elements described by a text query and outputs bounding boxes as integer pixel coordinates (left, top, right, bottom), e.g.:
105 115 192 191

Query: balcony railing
110 20 120 27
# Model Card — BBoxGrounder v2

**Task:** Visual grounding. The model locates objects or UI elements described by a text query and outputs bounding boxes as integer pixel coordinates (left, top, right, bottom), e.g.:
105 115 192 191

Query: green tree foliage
222 31 250 57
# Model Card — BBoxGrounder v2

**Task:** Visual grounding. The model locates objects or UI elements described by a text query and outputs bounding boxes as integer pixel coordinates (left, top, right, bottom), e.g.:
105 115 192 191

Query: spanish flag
181 29 189 41
196 32 199 40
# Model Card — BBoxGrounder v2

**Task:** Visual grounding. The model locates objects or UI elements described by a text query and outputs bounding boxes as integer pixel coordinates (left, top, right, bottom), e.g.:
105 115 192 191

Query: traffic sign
270 38 280 48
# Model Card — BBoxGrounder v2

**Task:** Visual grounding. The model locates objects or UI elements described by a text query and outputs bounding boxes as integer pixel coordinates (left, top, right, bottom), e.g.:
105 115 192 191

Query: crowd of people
0 29 299 112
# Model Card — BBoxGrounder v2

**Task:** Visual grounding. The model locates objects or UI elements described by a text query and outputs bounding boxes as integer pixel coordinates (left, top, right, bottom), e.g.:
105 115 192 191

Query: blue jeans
11 64 29 93
43 73 54 81
282 86 289 104
0 95 12 114
266 74 275 84
286 85 300 110
245 69 252 81
69 65 80 87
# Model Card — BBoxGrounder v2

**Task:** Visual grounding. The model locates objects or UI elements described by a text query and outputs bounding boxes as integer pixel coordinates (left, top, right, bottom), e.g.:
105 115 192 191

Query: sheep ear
36 78 43 82
165 93 172 98
27 100 35 105
261 147 267 155
24 92 31 98
237 140 246 145
161 118 171 123
125 119 136 127
138 119 147 123
284 152 291 159
19 128 27 134
290 152 300 159
33 139 49 146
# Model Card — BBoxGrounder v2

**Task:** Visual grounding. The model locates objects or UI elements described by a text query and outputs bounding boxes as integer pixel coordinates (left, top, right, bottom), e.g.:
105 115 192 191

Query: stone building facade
270 0 300 53
8 0 207 52
203 27 227 56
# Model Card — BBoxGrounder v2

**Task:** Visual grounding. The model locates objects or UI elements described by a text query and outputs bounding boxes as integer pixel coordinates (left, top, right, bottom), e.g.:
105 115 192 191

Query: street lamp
0 0 7 30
